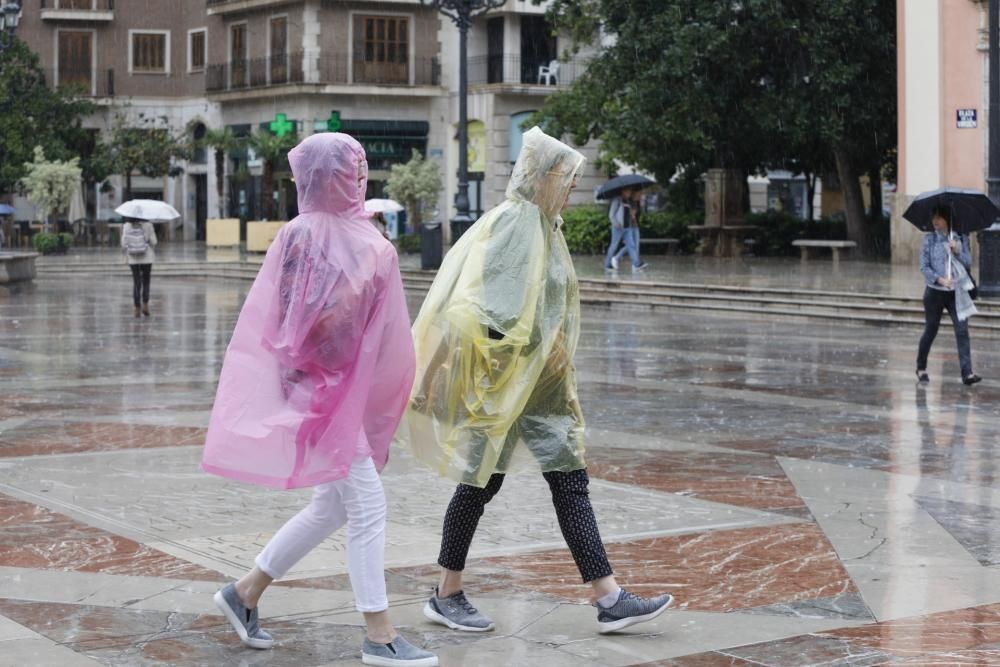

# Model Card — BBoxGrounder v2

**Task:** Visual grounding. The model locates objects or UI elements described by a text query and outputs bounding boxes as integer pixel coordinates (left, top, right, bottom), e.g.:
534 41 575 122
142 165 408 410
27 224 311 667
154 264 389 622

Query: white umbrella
68 185 86 222
115 199 180 223
364 198 404 215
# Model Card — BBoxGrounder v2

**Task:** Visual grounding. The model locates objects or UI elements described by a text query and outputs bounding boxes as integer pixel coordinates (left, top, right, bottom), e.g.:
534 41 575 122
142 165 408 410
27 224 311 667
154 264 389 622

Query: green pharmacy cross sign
326 111 342 132
269 113 295 137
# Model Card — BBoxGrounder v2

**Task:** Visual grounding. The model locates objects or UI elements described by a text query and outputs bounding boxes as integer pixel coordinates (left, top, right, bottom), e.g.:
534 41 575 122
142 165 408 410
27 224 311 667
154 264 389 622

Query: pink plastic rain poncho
402 127 587 488
202 133 415 489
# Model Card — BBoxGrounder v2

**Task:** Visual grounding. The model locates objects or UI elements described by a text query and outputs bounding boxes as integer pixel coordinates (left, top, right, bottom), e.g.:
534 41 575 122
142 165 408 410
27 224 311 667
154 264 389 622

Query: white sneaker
611 256 620 270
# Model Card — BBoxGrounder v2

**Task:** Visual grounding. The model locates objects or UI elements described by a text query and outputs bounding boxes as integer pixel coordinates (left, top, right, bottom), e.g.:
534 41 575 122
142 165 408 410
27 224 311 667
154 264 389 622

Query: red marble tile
0 421 207 457
0 495 223 581
586 447 807 515
393 523 854 611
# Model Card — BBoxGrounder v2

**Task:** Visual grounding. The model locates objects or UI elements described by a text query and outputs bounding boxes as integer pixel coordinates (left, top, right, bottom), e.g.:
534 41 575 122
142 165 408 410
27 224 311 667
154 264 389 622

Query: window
59 0 94 9
58 30 93 92
230 23 247 87
353 15 408 84
131 31 168 74
269 16 287 83
189 29 206 72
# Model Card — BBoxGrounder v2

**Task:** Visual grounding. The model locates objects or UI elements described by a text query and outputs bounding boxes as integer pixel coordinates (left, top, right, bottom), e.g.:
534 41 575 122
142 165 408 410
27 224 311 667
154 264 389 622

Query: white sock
597 588 622 608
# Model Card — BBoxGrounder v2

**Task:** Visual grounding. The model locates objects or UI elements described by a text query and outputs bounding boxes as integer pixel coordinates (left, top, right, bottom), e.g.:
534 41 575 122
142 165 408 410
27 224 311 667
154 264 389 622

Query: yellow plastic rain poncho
403 127 587 488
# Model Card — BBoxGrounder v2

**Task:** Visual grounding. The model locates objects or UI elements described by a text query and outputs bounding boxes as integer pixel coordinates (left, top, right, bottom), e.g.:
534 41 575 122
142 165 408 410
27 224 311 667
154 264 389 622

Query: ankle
234 581 258 609
367 629 397 644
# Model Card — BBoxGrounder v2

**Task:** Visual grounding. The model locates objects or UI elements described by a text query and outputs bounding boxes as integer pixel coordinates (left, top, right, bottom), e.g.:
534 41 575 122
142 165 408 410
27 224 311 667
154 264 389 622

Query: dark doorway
194 174 208 241
487 17 504 84
519 16 557 84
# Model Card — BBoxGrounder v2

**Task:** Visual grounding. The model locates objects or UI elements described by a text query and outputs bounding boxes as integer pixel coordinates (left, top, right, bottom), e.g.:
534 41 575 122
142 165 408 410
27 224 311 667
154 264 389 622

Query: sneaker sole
362 652 439 667
213 590 274 650
597 595 674 634
422 602 495 632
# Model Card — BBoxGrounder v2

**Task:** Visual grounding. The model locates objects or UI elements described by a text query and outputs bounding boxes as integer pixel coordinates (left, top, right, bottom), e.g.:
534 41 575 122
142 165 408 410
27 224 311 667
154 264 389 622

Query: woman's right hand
938 276 954 289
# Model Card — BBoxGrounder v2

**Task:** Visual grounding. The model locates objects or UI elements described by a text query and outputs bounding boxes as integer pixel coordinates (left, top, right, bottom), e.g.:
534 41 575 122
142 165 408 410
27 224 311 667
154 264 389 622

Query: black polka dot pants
437 468 614 583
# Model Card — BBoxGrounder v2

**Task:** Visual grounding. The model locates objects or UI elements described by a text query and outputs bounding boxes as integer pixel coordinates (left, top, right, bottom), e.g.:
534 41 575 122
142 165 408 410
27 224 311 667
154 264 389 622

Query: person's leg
605 227 624 268
917 288 945 373
436 473 506 596
129 265 142 311
943 293 974 379
141 264 151 309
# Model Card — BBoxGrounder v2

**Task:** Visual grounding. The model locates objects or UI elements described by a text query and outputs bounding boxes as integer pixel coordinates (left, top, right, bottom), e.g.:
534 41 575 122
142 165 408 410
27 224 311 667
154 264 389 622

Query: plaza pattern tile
0 495 223 581
0 420 207 457
586 447 808 516
393 523 854 612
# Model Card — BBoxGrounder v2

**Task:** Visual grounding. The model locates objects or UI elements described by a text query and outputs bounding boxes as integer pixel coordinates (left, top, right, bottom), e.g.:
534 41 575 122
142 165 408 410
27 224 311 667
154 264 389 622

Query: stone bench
0 252 38 284
793 239 857 263
689 225 758 257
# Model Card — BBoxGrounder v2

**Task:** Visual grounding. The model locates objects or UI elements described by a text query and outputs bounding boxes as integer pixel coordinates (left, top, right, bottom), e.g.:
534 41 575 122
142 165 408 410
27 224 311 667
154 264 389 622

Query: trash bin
421 221 442 270
450 217 474 244
979 225 1000 298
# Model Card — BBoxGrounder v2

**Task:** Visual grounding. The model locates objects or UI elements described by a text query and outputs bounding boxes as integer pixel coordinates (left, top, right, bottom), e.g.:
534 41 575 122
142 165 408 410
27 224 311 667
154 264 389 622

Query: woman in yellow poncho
404 127 673 634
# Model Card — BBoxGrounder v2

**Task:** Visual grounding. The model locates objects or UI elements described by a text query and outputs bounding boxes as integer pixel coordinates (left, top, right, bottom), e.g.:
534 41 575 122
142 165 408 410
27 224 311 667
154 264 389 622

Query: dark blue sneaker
597 589 673 634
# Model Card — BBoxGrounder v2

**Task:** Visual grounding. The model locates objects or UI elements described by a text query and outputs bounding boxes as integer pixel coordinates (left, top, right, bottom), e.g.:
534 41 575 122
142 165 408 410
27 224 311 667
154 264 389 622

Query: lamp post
0 2 22 50
982 0 1000 297
420 0 506 242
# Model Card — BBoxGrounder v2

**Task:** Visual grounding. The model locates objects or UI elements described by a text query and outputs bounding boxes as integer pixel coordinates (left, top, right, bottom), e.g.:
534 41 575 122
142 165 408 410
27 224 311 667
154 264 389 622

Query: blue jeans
615 227 641 267
605 226 625 268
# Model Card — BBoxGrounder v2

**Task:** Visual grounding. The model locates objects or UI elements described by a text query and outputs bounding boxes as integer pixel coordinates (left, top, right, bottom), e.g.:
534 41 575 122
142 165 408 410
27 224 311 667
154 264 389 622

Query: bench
689 225 759 257
640 237 680 253
0 251 38 284
792 239 857 263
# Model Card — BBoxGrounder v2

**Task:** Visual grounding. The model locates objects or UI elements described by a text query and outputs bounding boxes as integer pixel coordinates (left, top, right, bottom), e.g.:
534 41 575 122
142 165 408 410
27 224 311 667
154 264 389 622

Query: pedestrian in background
202 133 437 667
916 206 981 386
121 217 156 318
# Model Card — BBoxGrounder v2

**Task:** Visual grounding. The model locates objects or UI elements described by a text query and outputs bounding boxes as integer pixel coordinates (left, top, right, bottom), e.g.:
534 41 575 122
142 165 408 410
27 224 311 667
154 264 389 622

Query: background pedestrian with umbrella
115 199 178 318
598 174 654 272
365 198 403 240
905 188 998 385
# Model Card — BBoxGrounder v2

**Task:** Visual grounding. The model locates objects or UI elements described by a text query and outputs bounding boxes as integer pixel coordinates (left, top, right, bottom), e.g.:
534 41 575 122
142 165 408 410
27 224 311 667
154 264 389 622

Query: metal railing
207 53 440 92
41 0 114 9
468 54 588 87
206 51 304 92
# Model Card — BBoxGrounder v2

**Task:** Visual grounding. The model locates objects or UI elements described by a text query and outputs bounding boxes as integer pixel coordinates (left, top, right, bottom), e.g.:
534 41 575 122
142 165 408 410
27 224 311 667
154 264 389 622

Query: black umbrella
902 187 1000 234
596 174 656 200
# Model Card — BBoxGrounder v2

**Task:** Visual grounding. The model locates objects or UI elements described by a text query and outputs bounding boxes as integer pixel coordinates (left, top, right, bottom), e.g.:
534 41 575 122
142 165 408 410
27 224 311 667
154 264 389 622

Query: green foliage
20 146 82 224
0 37 95 195
641 210 700 254
31 231 72 255
396 233 421 254
103 112 191 199
560 204 608 254
385 150 442 232
250 130 297 220
741 211 894 257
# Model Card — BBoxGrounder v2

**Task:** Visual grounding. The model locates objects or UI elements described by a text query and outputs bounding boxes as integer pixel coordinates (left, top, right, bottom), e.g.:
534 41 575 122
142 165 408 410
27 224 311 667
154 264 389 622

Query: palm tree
201 128 245 218
249 130 297 221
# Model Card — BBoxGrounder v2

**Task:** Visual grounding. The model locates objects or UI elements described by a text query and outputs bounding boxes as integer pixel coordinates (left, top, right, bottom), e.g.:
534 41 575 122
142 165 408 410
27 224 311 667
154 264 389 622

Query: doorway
194 174 208 241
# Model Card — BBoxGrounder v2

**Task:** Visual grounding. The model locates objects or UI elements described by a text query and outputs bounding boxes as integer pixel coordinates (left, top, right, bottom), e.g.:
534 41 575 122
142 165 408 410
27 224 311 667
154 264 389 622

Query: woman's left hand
949 239 960 254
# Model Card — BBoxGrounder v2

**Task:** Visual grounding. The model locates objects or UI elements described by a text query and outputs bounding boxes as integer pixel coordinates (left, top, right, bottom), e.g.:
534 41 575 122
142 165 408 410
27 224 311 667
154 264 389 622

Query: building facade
894 0 988 263
11 0 599 241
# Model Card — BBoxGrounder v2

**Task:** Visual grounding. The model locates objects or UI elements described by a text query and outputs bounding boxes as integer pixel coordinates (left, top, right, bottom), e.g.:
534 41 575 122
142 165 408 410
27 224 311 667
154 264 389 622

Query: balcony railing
468 54 588 88
206 53 440 93
206 52 304 92
41 0 115 19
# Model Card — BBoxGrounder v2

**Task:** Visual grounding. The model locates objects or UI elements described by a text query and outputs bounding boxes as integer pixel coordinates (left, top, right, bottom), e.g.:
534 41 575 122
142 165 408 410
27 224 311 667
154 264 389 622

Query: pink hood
202 132 415 489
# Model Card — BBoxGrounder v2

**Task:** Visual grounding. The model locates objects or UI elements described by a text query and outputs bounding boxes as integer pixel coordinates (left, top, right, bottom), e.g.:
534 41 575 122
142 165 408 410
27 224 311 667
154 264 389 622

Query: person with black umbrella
915 206 981 385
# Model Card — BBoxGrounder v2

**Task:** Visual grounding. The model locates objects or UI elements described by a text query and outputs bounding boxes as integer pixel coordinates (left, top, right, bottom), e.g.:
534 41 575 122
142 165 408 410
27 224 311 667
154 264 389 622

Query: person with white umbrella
116 200 178 318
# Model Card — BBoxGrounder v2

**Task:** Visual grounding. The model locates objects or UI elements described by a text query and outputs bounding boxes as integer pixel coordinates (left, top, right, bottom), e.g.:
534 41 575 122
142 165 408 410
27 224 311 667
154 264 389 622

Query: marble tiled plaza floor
2 267 1000 666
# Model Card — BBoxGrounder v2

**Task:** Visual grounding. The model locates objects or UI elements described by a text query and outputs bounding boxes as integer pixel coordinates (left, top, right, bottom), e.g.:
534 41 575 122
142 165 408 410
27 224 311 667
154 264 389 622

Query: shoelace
453 593 479 614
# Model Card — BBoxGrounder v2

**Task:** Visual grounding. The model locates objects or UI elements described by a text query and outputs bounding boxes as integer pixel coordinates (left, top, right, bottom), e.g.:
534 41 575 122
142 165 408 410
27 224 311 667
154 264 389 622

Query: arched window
509 111 536 163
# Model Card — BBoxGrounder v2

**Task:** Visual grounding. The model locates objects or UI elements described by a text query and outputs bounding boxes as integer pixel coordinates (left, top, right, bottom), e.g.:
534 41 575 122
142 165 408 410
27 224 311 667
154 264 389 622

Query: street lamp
420 0 506 242
0 2 22 50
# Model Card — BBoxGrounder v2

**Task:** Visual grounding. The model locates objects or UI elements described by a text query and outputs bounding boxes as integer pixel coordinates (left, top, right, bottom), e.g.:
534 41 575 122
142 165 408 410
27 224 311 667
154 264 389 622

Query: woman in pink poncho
201 133 436 667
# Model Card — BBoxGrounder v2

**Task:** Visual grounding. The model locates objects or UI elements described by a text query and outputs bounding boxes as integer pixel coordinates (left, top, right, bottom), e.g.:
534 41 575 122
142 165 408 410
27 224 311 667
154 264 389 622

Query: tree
385 149 442 232
201 127 246 218
538 0 897 256
0 37 94 196
103 112 191 201
20 146 82 230
249 130 297 220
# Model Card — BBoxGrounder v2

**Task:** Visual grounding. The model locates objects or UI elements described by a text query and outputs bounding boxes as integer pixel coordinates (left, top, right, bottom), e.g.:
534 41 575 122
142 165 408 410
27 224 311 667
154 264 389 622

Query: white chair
537 60 559 85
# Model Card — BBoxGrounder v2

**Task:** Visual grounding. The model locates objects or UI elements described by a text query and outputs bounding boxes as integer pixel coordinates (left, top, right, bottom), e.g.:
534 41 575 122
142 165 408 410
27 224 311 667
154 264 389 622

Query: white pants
255 457 389 613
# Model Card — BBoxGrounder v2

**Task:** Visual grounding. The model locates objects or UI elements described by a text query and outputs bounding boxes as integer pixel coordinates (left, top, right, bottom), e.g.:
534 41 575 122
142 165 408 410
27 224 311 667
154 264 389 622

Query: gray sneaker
362 636 438 666
213 583 274 649
423 587 495 632
597 589 674 634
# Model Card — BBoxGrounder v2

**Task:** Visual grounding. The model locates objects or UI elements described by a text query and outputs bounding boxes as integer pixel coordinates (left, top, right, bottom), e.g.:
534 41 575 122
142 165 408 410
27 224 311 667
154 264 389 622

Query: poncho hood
506 126 586 221
289 132 368 219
